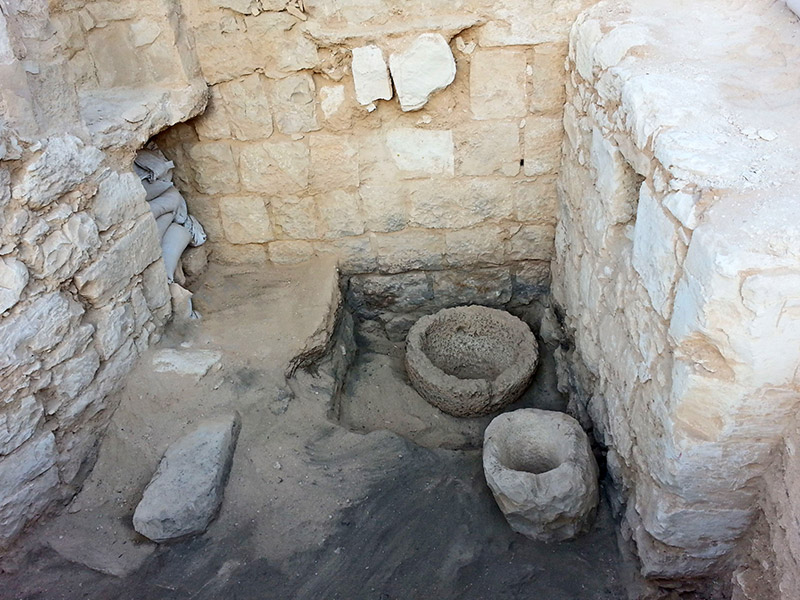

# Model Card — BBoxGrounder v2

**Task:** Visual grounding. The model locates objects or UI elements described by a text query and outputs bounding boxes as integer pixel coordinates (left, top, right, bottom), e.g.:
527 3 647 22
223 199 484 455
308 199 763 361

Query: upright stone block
219 196 273 244
351 45 392 106
269 73 319 134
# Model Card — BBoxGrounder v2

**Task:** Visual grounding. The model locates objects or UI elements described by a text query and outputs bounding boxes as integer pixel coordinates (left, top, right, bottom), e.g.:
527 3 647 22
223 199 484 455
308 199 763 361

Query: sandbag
173 195 188 225
148 187 183 219
169 282 199 321
184 215 207 247
155 213 174 240
134 149 174 183
142 179 173 201
161 223 193 283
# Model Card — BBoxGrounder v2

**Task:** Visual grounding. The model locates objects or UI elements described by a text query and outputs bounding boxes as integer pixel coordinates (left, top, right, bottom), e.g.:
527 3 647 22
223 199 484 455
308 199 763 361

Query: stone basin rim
404 305 539 417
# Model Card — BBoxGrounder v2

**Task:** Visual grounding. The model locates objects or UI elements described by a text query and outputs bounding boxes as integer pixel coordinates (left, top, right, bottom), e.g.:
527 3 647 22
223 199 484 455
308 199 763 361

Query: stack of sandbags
134 144 207 320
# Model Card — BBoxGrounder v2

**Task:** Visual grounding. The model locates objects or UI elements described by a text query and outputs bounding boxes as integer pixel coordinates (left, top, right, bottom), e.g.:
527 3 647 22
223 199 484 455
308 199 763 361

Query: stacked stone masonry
156 0 597 276
3 0 800 597
553 0 800 594
0 0 206 548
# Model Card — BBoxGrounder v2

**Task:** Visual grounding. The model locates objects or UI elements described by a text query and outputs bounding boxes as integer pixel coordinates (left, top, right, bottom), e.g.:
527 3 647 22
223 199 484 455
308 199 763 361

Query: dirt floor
0 259 629 600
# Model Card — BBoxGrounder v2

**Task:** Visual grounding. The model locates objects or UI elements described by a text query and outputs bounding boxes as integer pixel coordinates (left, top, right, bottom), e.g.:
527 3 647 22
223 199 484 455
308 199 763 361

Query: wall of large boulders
156 0 598 280
553 0 800 591
0 0 205 548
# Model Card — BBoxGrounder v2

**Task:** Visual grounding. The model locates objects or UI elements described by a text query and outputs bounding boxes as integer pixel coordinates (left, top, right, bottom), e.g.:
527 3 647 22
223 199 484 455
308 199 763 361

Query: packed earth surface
0 261 627 600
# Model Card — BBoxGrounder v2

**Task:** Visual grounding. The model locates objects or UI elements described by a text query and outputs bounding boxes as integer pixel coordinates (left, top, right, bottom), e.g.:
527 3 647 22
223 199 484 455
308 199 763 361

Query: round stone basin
483 409 599 542
404 306 539 417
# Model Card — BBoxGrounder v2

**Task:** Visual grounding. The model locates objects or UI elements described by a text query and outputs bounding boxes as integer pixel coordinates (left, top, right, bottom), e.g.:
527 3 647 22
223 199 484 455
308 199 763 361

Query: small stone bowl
404 305 539 417
483 409 599 542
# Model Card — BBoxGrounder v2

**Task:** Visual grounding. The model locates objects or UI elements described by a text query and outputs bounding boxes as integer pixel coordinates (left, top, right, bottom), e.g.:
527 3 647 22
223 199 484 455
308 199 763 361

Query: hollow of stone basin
405 306 539 418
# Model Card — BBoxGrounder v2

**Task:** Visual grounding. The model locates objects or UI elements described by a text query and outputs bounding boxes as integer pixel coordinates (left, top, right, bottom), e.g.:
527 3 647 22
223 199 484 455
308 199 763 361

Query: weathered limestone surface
158 0 596 276
388 33 456 112
0 0 205 549
133 414 241 542
351 45 392 106
405 306 539 417
483 409 598 542
553 0 800 589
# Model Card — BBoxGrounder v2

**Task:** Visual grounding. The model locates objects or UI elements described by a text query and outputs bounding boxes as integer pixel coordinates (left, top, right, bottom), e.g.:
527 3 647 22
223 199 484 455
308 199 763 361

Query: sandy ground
0 259 628 600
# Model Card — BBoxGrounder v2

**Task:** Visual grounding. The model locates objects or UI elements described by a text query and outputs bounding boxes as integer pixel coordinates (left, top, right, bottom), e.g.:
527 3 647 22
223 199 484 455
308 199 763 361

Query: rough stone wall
156 0 597 282
732 416 800 600
552 0 800 585
0 0 205 548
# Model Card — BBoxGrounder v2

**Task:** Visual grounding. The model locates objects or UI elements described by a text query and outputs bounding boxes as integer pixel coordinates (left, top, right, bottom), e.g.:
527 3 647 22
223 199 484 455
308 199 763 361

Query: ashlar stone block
375 229 445 273
317 190 364 239
268 240 314 264
194 86 231 140
271 196 318 239
507 224 556 261
237 140 309 194
385 128 454 177
409 179 514 230
432 268 513 308
269 73 319 134
530 44 568 113
455 121 520 177
513 175 558 223
359 180 408 233
219 196 273 244
217 73 274 141
445 225 507 267
523 117 563 176
470 50 527 120
187 142 240 196
309 134 358 190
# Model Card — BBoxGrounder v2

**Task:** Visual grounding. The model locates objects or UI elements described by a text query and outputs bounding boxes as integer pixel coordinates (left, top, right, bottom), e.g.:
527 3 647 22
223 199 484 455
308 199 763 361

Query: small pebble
758 129 778 141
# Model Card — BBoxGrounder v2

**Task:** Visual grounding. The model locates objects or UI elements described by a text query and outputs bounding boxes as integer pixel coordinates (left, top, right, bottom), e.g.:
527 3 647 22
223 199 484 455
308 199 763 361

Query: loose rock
132 413 241 542
389 33 456 111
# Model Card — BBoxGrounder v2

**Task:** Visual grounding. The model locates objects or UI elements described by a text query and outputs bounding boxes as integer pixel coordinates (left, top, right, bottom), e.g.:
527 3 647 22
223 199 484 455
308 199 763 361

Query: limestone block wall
552 0 800 584
157 0 598 282
0 0 205 548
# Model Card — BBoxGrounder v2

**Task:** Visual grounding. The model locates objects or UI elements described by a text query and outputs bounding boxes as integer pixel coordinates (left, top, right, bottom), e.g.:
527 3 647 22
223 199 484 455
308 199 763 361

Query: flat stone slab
133 413 241 542
152 348 221 378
